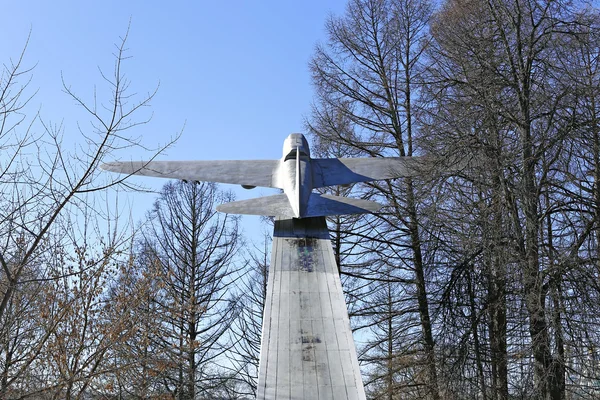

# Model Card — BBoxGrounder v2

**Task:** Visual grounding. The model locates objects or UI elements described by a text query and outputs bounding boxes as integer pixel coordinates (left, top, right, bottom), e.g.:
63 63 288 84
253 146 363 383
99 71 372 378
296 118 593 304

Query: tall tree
308 0 440 397
0 30 170 398
426 0 600 398
140 180 241 399
95 242 168 399
228 232 270 398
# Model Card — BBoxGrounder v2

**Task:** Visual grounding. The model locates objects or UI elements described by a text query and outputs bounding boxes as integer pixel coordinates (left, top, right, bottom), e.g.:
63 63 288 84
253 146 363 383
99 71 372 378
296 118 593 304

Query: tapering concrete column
257 217 366 400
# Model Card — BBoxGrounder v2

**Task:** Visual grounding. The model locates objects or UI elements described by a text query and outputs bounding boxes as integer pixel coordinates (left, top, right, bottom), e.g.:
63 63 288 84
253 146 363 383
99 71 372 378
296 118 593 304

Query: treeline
1 175 264 397
307 0 600 399
0 34 264 399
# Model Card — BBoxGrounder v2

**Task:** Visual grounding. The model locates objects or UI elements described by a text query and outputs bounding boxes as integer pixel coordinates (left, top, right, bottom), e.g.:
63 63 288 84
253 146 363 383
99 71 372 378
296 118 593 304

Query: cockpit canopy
284 148 309 161
282 133 311 161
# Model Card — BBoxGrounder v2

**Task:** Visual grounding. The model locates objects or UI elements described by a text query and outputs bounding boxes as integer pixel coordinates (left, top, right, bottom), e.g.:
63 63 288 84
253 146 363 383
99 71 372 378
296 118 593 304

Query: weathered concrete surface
257 217 366 400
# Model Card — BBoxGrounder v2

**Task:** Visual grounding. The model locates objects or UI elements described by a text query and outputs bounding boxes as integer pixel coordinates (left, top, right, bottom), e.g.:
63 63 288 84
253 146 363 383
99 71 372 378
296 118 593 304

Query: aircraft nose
287 133 304 144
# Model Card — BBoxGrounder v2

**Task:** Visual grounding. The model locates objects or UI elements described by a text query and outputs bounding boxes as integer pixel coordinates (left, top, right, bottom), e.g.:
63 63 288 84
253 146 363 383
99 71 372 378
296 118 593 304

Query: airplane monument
102 133 429 399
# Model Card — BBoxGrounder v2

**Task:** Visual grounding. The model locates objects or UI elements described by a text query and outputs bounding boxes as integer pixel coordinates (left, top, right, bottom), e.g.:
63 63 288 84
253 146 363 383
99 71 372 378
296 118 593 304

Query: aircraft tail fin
216 194 295 218
305 193 381 217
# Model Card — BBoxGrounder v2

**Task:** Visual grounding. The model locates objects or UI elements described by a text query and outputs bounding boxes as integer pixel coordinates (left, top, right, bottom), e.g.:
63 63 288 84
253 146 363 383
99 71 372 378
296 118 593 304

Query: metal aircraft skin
101 133 425 219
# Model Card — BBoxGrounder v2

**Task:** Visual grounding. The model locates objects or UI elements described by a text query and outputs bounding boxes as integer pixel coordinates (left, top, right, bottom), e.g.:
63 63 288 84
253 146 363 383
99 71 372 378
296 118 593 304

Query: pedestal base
256 217 366 400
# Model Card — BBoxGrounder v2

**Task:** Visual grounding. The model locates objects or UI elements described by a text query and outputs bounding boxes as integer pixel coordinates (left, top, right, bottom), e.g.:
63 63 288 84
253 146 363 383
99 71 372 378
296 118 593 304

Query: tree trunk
406 180 440 400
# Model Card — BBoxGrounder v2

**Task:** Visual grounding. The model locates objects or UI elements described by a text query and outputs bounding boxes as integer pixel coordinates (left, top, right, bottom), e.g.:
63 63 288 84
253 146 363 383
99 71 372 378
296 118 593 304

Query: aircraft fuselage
280 133 313 218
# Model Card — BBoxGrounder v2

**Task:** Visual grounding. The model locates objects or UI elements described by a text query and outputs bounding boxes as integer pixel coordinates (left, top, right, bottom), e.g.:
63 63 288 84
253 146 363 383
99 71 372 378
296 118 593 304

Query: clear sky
2 1 347 238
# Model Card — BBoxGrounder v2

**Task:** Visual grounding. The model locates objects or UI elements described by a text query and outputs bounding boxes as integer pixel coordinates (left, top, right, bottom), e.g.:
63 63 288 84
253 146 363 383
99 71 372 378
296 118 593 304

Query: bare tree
34 216 138 399
100 241 174 399
227 232 270 398
308 0 440 398
139 180 242 399
0 28 173 398
425 0 600 398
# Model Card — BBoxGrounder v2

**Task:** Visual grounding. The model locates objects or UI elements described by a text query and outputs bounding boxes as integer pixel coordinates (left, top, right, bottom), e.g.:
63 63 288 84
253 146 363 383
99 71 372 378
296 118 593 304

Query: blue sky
2 1 347 238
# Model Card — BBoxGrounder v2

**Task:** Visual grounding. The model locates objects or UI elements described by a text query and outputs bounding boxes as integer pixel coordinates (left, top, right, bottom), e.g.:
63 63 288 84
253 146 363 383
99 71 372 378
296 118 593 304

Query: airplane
101 133 430 219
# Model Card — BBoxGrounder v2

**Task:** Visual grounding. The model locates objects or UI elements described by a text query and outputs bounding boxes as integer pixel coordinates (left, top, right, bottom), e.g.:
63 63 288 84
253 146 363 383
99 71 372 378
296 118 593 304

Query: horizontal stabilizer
101 160 281 189
216 194 295 218
216 193 381 218
305 193 381 217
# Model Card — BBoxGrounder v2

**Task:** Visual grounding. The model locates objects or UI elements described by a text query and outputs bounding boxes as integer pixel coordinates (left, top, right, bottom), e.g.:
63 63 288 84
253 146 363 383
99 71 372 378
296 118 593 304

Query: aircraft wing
312 157 429 188
101 160 282 188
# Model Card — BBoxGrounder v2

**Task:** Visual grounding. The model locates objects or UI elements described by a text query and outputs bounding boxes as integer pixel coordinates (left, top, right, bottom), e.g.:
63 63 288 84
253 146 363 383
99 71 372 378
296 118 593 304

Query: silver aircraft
101 133 427 219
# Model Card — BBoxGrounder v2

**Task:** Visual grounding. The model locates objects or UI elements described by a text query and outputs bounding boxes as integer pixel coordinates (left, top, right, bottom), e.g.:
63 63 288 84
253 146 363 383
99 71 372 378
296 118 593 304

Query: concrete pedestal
257 217 366 400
